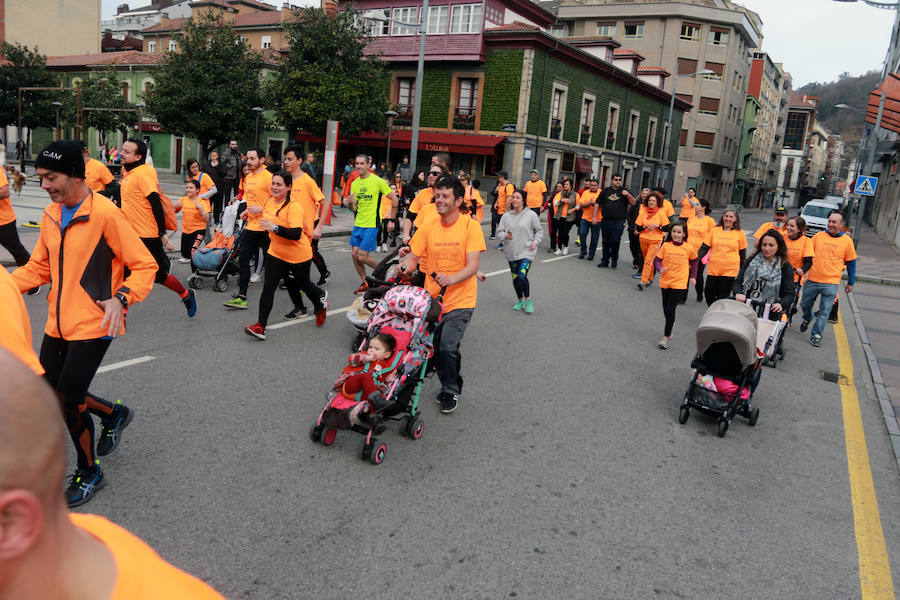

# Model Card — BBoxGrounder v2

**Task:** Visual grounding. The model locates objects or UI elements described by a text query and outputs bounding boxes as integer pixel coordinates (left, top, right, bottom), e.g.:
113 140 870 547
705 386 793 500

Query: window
450 4 482 33
698 97 719 116
550 88 565 139
679 129 688 146
261 35 272 48
168 40 176 51
580 96 594 144
709 27 729 46
596 22 615 37
427 5 449 34
675 93 692 105
627 111 639 154
646 118 657 156
121 81 130 101
680 22 701 41
623 22 644 39
362 9 389 36
703 62 724 80
484 4 502 27
694 131 715 149
676 57 698 75
396 77 415 125
606 102 619 149
455 78 478 130
392 7 418 35
549 23 570 37
148 40 156 53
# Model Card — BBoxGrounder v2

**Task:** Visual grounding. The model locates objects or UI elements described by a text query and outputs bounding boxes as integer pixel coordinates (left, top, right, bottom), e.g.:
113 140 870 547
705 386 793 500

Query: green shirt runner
350 174 393 228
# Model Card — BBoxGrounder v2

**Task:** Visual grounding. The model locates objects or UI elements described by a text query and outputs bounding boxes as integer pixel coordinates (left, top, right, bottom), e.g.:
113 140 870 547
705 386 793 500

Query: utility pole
852 90 885 245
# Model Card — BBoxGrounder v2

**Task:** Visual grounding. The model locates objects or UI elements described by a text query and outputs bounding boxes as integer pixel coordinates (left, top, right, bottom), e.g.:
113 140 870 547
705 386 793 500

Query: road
11 205 900 598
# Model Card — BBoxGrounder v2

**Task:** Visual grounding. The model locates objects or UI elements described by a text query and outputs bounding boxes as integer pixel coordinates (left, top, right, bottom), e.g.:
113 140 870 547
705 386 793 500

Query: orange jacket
11 191 157 340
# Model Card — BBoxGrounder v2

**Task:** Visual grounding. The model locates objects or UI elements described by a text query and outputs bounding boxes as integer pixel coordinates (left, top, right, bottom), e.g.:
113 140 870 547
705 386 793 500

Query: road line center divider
96 356 156 374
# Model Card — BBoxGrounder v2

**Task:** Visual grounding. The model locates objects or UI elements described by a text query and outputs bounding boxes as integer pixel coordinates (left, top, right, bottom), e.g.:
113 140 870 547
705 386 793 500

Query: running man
284 144 330 286
396 174 485 414
119 138 197 317
0 348 226 598
347 154 397 295
11 140 157 507
596 173 637 268
224 147 274 309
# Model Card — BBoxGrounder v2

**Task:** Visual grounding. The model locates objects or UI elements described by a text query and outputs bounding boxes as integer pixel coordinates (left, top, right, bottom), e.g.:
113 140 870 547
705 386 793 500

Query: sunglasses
429 171 442 176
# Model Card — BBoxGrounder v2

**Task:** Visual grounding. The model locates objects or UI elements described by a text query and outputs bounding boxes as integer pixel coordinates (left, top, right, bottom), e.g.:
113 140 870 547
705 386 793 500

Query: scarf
645 205 660 217
741 253 782 303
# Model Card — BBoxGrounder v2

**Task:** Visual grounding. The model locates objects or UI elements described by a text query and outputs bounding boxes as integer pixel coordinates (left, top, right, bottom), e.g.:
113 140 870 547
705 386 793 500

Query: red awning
574 157 593 173
295 130 506 156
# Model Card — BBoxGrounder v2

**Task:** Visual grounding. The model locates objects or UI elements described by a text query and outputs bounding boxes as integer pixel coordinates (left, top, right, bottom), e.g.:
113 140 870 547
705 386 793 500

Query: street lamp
363 4 428 177
251 106 264 147
52 101 62 140
661 69 715 190
384 109 399 172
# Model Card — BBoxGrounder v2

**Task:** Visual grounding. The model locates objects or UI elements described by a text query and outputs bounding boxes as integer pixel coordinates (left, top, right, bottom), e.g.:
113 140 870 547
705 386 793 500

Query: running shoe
828 315 839 324
587 255 595 261
554 248 561 256
632 272 642 279
315 301 328 327
658 336 670 349
523 299 534 314
316 271 331 286
574 239 581 246
578 254 586 260
799 319 810 333
562 247 568 255
636 282 644 290
488 235 496 240
597 262 609 268
65 465 104 508
177 257 191 263
512 300 524 311
250 272 261 283
27 285 40 296
810 334 822 347
496 242 504 250
96 404 134 457
244 322 266 340
182 289 198 317
438 392 459 414
611 262 617 269
224 295 248 309
283 306 308 320
320 289 328 303
547 247 556 254
645 281 653 288
696 295 703 302
354 282 368 295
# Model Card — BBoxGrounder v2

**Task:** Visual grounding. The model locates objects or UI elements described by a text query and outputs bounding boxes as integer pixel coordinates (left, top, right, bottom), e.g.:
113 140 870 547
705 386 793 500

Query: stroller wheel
678 406 690 425
405 415 424 440
188 276 203 290
309 424 323 442
717 420 729 438
322 428 337 446
747 407 760 427
368 440 387 465
214 278 228 292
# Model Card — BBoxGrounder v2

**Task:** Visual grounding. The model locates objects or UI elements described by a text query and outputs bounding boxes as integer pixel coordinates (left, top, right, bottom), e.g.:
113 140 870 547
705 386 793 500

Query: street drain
820 371 848 384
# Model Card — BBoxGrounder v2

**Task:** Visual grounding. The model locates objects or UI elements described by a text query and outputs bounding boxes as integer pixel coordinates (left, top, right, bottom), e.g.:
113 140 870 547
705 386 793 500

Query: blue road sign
854 175 878 197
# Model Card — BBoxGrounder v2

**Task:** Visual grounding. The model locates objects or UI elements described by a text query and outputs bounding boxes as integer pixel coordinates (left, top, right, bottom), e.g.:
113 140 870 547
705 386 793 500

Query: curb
845 273 900 287
847 291 900 474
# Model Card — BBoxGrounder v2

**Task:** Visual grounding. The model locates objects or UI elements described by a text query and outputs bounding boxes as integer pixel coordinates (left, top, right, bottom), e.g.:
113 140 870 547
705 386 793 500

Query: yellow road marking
834 312 895 599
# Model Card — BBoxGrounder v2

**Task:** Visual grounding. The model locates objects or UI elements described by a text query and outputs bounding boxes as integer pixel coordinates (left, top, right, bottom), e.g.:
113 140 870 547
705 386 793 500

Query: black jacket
732 257 795 308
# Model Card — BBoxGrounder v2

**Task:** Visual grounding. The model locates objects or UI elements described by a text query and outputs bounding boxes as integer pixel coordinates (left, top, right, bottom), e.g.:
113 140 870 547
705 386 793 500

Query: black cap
35 140 85 178
77 140 88 150
497 170 508 179
774 205 787 214
587 176 598 182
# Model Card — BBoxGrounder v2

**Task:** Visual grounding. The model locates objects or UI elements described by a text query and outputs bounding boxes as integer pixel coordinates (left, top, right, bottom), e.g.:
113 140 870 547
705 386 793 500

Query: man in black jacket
220 139 241 205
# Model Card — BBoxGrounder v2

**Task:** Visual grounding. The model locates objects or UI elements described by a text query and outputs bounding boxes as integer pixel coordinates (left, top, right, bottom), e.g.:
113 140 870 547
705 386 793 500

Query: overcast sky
102 0 892 86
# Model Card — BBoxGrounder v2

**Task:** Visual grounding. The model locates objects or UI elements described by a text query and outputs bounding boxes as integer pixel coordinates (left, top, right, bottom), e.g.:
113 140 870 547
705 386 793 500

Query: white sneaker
554 248 561 256
250 272 261 283
177 257 191 263
562 247 569 255
382 243 388 252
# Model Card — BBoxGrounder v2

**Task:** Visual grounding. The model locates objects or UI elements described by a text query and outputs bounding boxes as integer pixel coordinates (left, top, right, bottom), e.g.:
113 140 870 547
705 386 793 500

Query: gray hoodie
497 208 543 261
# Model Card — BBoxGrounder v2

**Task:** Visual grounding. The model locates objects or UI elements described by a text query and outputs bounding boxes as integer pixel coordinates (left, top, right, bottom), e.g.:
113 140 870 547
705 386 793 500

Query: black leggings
311 220 328 277
704 275 735 306
491 209 501 237
508 258 533 298
695 262 706 300
258 255 324 327
556 219 575 248
0 220 30 266
40 336 116 470
181 229 205 260
661 288 687 337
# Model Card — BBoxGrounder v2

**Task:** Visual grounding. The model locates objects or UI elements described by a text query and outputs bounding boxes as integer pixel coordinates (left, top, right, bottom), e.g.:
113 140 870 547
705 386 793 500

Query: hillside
798 71 881 144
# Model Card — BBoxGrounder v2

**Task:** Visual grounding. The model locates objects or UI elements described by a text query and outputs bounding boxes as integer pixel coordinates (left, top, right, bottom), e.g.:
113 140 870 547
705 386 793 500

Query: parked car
800 199 841 236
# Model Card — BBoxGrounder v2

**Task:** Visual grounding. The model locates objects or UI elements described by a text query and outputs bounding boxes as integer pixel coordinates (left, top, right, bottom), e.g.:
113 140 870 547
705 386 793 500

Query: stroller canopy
696 300 759 369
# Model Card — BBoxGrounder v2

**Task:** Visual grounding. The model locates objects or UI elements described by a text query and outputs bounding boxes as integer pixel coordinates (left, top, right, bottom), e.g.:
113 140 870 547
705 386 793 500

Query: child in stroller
331 333 399 426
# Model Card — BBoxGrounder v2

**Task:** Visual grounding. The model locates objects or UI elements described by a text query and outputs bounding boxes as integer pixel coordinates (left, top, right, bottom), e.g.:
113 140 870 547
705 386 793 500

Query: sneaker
316 271 331 286
319 289 328 304
382 243 388 252
513 300 524 311
523 299 534 314
27 285 40 296
315 301 328 327
96 404 134 457
250 271 261 283
224 295 247 309
587 255 595 261
283 306 307 320
636 282 644 290
696 295 703 303
562 247 569 255
828 315 839 324
645 281 653 288
177 257 191 263
65 465 104 508
597 262 609 268
244 322 266 340
182 289 197 318
488 235 496 240
578 254 586 260
354 282 368 295
611 262 617 269
554 248 561 256
810 334 822 347
547 247 556 254
439 393 459 414
496 243 504 250
800 319 810 333
574 239 581 246
658 336 670 349
632 272 642 279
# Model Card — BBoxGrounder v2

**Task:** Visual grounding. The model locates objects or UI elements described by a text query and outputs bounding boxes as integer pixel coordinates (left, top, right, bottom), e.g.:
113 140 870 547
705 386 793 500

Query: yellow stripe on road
834 312 895 599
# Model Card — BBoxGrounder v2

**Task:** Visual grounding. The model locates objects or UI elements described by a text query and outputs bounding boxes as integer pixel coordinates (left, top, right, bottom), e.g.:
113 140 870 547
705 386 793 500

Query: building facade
774 91 817 208
742 50 789 208
553 0 763 205
1 0 100 55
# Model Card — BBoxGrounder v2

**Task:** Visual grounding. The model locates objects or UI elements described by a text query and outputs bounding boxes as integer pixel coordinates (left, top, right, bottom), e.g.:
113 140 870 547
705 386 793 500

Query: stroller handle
365 275 394 289
429 272 448 301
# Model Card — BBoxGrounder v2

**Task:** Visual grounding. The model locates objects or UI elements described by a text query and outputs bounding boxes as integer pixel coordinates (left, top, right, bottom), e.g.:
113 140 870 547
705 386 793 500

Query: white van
800 199 841 237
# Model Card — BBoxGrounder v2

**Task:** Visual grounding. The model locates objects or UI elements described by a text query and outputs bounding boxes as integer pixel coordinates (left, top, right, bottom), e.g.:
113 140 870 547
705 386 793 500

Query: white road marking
541 254 577 263
96 356 156 374
482 268 509 278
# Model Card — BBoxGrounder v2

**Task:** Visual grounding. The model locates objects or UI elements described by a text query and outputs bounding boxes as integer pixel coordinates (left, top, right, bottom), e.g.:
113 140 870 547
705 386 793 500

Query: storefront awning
296 130 506 156
574 157 593 173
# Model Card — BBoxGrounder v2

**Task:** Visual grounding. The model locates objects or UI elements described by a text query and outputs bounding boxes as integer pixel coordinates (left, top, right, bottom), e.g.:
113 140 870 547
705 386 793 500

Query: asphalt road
14 211 900 599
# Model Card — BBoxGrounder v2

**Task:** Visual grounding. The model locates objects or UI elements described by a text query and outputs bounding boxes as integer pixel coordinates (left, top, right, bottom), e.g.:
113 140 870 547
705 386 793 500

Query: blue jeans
578 220 601 258
800 280 838 339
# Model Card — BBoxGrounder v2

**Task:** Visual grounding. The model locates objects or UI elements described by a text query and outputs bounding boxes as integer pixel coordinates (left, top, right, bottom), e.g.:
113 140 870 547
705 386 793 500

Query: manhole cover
820 371 848 384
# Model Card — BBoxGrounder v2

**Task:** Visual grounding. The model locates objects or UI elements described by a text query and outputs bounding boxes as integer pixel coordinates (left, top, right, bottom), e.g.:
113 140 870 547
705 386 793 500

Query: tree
77 67 136 146
143 11 263 159
268 7 390 137
0 43 61 145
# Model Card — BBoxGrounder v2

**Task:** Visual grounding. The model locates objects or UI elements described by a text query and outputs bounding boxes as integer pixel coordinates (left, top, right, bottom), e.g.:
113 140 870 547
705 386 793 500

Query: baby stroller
311 283 443 464
187 203 242 292
679 299 778 437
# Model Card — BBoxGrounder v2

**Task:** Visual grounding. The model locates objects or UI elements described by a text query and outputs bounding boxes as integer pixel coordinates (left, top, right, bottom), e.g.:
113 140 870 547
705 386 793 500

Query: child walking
654 223 698 349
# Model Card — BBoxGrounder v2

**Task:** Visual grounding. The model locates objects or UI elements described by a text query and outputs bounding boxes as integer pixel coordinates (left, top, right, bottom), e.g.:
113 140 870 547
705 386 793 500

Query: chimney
117 4 130 14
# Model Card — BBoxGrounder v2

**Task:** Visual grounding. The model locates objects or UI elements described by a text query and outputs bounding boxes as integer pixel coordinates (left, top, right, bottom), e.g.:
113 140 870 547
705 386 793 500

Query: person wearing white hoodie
497 189 543 314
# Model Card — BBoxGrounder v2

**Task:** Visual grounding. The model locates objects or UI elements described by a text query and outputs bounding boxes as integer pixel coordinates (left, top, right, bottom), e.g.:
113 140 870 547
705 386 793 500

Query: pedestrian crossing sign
854 175 878 196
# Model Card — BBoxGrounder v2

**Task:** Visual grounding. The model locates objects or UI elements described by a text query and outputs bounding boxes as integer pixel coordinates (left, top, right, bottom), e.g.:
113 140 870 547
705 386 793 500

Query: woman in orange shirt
175 179 211 263
686 198 716 301
635 191 670 289
653 222 698 348
783 216 814 284
697 208 747 306
244 172 327 340
552 177 580 255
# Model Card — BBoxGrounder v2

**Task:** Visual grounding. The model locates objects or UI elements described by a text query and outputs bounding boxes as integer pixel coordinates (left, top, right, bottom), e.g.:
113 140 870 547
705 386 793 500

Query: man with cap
753 205 789 247
523 169 547 217
80 141 116 197
576 176 602 260
10 140 157 507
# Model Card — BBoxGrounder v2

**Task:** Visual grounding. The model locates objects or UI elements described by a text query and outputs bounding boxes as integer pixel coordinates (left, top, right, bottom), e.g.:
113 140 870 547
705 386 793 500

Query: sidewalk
851 223 900 286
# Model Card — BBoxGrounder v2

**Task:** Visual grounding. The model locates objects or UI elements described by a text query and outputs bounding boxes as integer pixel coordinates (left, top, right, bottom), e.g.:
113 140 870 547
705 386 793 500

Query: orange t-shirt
783 234 815 282
409 187 434 215
703 226 747 277
291 171 325 227
413 202 439 229
656 240 698 290
0 169 13 225
496 182 514 215
679 195 697 219
523 180 547 209
465 186 485 222
409 213 486 313
753 221 787 240
663 199 675 219
178 196 210 233
807 231 856 284
120 163 162 238
579 189 602 223
686 215 716 251
264 197 311 264
70 513 225 599
241 168 274 232
636 207 668 242
0 266 43 375
84 158 114 193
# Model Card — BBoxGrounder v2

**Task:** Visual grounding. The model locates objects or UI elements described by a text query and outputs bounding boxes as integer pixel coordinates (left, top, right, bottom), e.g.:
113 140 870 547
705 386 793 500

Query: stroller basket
688 383 738 412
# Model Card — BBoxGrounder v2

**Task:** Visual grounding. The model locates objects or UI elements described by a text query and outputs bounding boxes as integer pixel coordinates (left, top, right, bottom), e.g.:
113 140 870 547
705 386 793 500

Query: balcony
627 137 637 154
549 118 562 140
453 107 476 131
395 106 413 127
580 125 591 145
606 131 616 149
646 141 655 157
